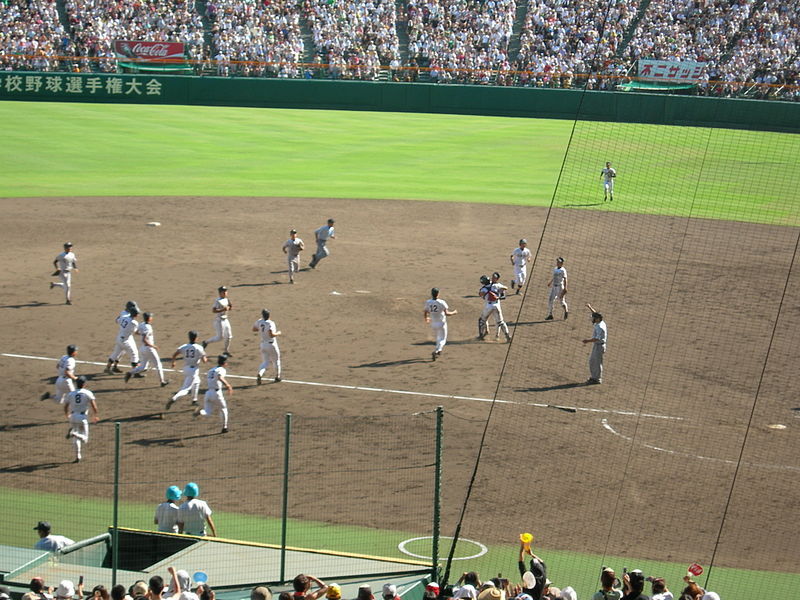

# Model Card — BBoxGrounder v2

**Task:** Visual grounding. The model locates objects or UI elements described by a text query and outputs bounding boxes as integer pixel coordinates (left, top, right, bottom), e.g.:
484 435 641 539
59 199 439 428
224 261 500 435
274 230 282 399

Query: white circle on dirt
398 536 488 561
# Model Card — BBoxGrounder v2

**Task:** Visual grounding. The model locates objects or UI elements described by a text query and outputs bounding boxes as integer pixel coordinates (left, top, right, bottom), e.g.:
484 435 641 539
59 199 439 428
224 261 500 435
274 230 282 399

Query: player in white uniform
601 161 616 201
50 242 77 305
166 331 207 409
282 229 304 284
583 303 607 384
177 482 217 536
105 308 140 374
202 286 233 356
545 257 568 320
424 288 457 361
252 309 282 384
194 354 233 433
41 345 79 404
154 486 182 533
308 218 335 269
64 376 99 463
125 312 168 387
478 272 511 342
510 238 532 294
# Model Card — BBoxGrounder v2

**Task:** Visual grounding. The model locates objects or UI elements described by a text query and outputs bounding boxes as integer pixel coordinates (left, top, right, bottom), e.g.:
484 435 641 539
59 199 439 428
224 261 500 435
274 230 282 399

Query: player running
424 288 457 361
194 354 233 434
50 242 77 305
166 331 208 410
510 238 532 294
64 376 99 463
545 257 568 320
105 307 140 374
253 309 282 384
478 272 511 342
125 312 168 387
41 344 79 404
203 286 233 356
601 161 616 201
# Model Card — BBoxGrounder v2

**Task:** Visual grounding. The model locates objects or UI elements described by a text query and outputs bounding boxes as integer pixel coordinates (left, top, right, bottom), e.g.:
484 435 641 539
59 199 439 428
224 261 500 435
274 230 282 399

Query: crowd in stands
206 0 304 77
19 529 728 600
0 0 70 72
1 0 798 99
62 0 205 72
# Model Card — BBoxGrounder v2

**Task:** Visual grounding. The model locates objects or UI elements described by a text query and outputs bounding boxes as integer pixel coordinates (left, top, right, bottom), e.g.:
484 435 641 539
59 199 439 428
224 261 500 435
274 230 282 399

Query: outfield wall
1 71 798 133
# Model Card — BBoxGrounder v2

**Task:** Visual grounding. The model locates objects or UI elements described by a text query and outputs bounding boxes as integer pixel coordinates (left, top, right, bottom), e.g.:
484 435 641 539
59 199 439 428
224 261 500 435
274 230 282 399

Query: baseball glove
51 270 60 276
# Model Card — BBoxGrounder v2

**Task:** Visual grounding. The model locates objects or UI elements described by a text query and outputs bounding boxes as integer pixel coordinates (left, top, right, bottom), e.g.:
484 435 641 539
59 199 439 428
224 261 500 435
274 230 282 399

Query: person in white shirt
33 522 75 552
478 272 511 342
41 345 78 404
282 229 304 284
64 376 99 463
154 486 182 533
253 309 282 384
167 331 208 410
424 288 457 361
203 287 233 356
545 257 568 320
50 242 77 305
177 482 217 537
582 303 607 384
601 161 616 201
105 308 140 374
509 239 532 294
309 218 335 269
125 312 168 387
195 354 233 433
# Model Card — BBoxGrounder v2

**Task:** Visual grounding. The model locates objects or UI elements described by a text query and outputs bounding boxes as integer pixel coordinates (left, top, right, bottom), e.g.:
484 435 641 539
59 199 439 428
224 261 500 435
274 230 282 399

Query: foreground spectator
292 575 328 600
23 577 53 600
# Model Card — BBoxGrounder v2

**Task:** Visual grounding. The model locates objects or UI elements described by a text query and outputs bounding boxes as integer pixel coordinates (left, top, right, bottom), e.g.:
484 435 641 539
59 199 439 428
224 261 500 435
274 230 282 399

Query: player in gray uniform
309 218 335 269
582 303 607 384
41 344 78 403
478 273 511 342
282 229 304 284
154 486 182 533
50 242 77 305
167 331 208 409
64 376 99 463
545 257 568 320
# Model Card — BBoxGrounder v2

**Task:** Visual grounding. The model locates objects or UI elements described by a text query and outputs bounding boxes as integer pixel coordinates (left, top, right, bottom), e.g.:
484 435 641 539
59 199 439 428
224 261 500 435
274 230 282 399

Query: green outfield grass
2 487 796 600
1 101 798 225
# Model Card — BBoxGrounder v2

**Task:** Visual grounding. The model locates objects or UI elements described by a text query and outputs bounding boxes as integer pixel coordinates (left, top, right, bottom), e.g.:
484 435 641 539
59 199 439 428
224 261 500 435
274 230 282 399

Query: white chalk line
3 352 682 421
601 418 800 474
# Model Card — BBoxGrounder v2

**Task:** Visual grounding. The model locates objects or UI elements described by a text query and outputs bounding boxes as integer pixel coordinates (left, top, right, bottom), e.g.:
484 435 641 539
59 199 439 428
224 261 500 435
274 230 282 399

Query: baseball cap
218 286 228 292
382 585 397 598
34 521 51 532
519 239 527 244
63 241 73 247
290 229 297 234
556 257 564 263
425 584 439 593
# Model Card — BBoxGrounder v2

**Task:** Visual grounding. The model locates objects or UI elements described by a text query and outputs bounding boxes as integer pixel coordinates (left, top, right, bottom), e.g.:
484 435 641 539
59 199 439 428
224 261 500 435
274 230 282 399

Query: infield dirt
1 196 797 572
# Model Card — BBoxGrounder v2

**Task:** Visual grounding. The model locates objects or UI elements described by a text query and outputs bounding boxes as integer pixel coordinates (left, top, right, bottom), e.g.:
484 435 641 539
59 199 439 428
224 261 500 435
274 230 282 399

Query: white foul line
601 418 799 473
2 352 682 421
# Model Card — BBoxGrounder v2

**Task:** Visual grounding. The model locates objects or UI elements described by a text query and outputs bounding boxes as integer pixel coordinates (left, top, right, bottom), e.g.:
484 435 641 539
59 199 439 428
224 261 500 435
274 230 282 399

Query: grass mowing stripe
1 487 797 600
1 101 798 225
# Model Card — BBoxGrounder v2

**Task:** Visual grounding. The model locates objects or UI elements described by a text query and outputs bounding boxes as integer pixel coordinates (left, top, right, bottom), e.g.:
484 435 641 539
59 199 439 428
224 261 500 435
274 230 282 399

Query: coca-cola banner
637 59 705 83
113 41 185 63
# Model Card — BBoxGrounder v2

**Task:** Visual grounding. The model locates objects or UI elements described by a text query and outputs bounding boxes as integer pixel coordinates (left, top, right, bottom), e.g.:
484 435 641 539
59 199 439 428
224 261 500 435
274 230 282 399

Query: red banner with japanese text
113 41 185 63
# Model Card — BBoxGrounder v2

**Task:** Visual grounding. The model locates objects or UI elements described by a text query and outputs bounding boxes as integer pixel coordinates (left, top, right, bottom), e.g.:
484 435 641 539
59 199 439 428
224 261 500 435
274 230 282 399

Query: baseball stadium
1 2 799 600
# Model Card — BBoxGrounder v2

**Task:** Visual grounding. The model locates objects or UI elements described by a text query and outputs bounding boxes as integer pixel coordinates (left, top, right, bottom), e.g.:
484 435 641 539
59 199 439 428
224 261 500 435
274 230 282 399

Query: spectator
679 578 703 600
55 581 84 600
129 582 148 600
177 482 217 537
646 577 672 600
325 585 341 600
150 577 166 600
252 587 273 600
109 585 127 600
559 589 577 600
1 586 11 600
292 575 328 600
621 570 648 600
518 539 547 600
23 577 52 600
382 585 400 600
166 567 199 600
92 586 110 600
592 568 622 600
33 522 75 553
355 586 374 600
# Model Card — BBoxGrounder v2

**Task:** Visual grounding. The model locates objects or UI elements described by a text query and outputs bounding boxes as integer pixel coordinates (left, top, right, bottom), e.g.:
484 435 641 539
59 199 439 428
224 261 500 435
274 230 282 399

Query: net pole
112 422 120 586
432 406 443 581
280 413 292 583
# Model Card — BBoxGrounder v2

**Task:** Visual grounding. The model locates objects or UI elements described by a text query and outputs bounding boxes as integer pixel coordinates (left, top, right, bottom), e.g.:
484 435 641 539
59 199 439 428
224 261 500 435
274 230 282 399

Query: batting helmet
480 275 490 285
76 375 87 387
166 485 181 501
261 308 270 320
66 344 78 355
188 330 198 342
492 271 501 280
125 300 139 312
183 482 199 498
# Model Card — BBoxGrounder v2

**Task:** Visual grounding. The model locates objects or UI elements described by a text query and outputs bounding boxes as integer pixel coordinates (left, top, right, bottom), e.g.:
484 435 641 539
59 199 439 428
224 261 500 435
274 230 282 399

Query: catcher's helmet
166 485 181 501
183 482 199 497
480 275 490 285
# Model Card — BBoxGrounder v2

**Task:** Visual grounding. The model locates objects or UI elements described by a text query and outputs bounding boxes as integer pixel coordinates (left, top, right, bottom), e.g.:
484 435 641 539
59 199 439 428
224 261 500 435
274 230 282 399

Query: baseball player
105 307 140 374
155 486 182 533
64 376 99 463
510 238 532 294
50 242 77 305
166 330 208 410
282 229 304 284
478 272 511 342
308 218 335 269
424 287 457 361
202 286 233 356
194 354 233 434
124 312 168 387
545 257 568 320
583 303 607 384
252 308 282 384
41 344 79 403
601 161 616 201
